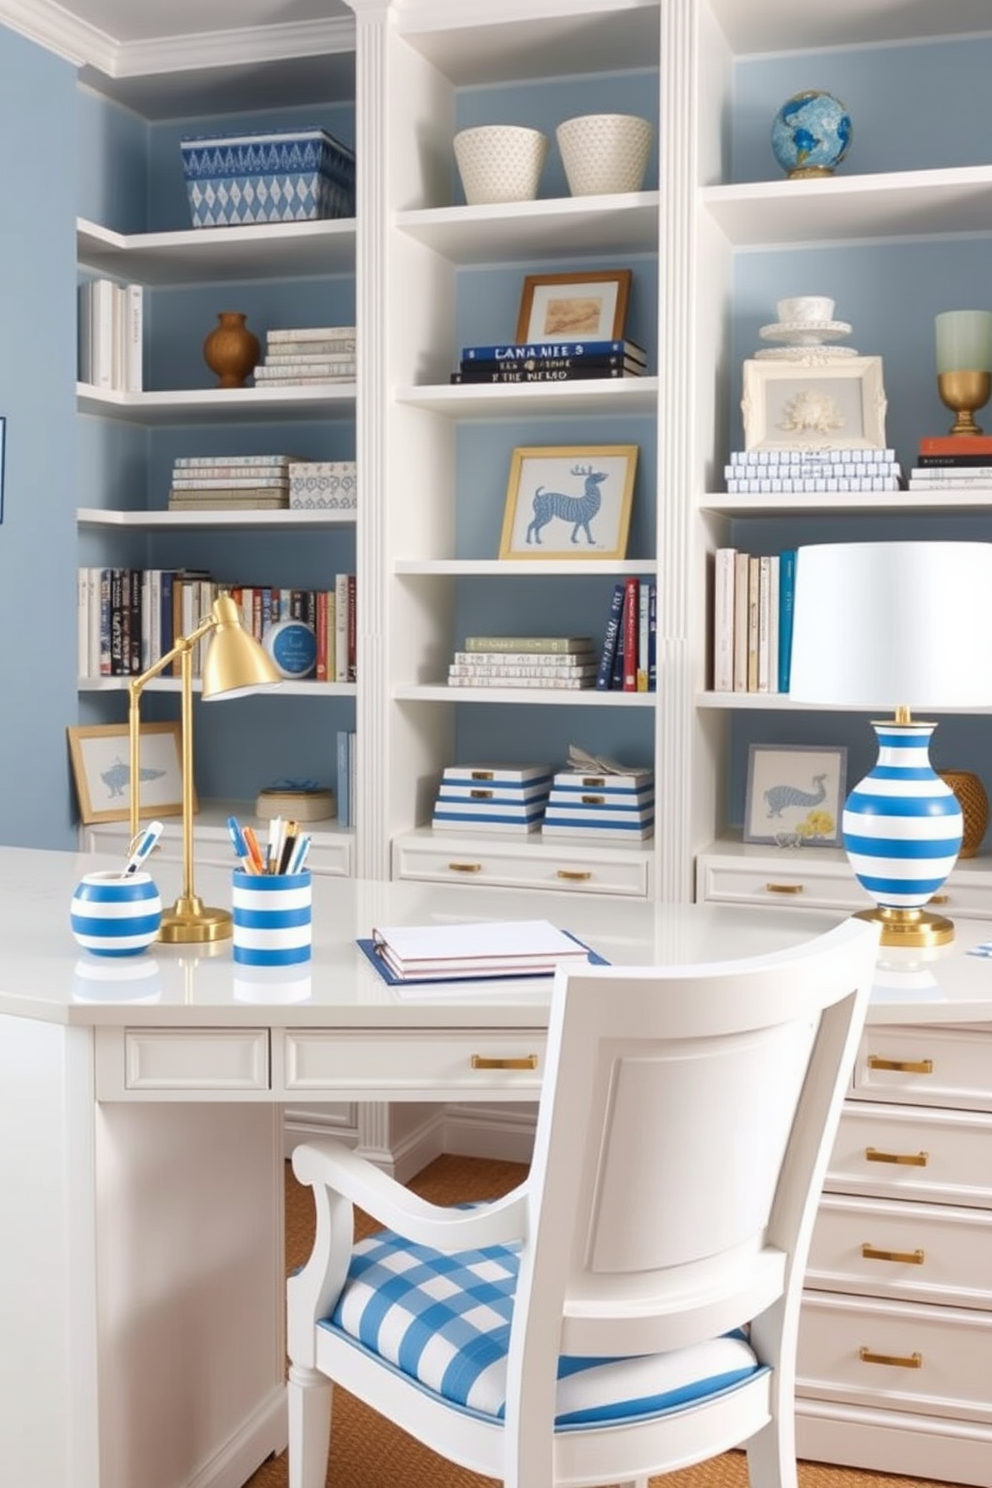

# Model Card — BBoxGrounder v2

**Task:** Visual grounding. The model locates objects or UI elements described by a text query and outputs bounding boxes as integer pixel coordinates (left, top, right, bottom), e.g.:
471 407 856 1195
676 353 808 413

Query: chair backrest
505 918 878 1408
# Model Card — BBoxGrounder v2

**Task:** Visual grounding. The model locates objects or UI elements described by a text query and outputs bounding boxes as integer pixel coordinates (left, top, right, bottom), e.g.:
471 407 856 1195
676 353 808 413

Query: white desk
2 846 991 1488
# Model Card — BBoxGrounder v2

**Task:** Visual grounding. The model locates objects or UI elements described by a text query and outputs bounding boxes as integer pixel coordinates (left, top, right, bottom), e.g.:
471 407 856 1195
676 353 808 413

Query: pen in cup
242 824 266 875
226 815 257 874
286 832 311 874
122 819 164 877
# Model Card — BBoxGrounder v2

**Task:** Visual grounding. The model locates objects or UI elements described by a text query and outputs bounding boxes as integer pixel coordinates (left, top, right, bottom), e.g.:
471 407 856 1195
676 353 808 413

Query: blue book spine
610 623 626 691
336 729 350 828
595 583 626 690
778 549 797 693
647 582 657 692
462 339 643 362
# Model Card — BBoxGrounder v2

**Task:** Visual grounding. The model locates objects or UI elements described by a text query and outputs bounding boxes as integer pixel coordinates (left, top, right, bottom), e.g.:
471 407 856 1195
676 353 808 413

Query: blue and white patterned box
288 461 357 510
180 126 355 229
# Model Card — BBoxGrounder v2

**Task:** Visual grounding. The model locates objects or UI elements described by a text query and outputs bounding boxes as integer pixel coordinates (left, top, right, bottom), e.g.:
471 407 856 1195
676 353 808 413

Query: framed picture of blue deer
743 743 847 847
498 444 637 560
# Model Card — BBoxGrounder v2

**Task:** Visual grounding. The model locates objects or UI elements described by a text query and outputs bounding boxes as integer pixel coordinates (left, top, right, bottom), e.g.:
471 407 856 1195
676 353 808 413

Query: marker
287 832 310 874
226 815 256 874
266 816 284 874
242 825 266 875
123 820 163 877
277 821 299 875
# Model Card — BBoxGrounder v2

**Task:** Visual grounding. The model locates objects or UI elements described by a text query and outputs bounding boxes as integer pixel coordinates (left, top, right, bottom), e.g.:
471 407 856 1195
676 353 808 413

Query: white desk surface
2 845 991 1027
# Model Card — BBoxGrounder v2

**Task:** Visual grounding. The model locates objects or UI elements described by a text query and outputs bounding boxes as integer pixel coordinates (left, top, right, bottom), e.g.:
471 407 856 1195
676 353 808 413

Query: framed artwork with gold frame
67 721 192 824
498 444 637 560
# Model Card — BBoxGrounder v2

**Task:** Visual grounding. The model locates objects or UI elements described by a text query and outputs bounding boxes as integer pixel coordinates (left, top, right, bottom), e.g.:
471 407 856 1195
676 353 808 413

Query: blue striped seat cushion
319 1226 763 1428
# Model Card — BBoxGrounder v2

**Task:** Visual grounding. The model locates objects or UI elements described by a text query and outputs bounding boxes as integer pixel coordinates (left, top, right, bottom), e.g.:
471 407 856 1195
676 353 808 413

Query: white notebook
370 918 591 980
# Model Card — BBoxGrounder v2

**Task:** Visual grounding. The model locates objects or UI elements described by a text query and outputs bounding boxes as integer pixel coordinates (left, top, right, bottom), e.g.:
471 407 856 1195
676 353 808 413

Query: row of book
725 448 901 494
336 730 357 827
430 762 654 841
76 567 357 683
78 278 143 392
451 337 646 385
712 548 795 695
597 578 657 691
168 452 297 511
253 324 356 386
907 433 992 489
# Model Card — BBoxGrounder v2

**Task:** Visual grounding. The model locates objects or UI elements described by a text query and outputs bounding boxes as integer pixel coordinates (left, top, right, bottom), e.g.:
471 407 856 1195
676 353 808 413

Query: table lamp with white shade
788 541 992 948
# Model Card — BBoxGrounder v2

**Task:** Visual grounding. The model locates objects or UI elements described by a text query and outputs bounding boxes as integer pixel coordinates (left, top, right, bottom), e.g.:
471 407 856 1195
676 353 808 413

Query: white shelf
77 382 356 424
708 0 992 55
698 490 992 516
394 558 655 576
697 692 992 714
395 684 657 706
78 677 356 698
396 193 659 263
77 217 356 286
78 507 356 531
396 378 658 417
702 165 992 248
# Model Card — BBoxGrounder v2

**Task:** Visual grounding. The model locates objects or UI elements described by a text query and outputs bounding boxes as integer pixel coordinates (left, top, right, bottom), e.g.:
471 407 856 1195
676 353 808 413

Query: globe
771 90 852 179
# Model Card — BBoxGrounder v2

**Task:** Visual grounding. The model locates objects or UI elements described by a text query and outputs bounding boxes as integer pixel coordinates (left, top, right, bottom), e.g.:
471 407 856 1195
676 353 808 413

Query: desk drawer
798 1292 992 1422
807 1194 992 1309
393 835 650 897
96 1027 271 1097
852 1027 992 1112
280 1029 545 1097
697 858 870 911
826 1103 992 1209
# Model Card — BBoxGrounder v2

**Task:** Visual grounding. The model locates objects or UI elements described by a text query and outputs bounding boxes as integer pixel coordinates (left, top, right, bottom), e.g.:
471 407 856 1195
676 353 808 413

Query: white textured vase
453 125 548 205
556 112 653 196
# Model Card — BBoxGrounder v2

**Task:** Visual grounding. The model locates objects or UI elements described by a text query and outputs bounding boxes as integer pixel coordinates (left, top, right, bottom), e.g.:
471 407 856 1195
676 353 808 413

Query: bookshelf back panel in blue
455 706 654 779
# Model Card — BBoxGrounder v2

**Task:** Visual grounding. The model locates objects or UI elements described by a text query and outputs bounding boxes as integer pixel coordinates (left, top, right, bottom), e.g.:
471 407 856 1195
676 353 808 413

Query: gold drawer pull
862 1244 925 1265
556 869 592 882
447 862 482 873
581 794 606 804
469 771 494 780
581 776 606 787
866 1147 928 1167
859 1348 923 1370
765 882 804 894
471 1054 538 1070
469 788 493 799
929 893 949 905
868 1056 933 1075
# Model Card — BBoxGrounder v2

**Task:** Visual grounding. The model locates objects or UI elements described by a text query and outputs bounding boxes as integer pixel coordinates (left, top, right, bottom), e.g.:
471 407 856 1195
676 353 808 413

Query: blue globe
771 90 852 179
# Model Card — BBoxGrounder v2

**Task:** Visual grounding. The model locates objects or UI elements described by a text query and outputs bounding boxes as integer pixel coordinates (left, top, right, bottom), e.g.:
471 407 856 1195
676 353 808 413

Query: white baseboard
283 1103 536 1173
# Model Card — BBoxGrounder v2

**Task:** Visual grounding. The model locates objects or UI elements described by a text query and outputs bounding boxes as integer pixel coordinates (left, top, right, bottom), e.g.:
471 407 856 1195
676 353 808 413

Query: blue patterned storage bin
180 127 355 228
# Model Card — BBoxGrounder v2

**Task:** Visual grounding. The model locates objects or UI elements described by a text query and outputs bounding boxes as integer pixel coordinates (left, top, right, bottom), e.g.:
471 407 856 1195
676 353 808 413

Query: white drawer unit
278 1028 545 1100
82 803 354 878
393 828 651 897
797 1024 992 1484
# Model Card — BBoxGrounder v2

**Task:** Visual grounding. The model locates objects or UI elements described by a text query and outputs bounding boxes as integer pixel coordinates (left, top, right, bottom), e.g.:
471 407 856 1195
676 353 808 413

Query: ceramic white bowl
777 296 836 324
556 112 653 196
453 124 549 205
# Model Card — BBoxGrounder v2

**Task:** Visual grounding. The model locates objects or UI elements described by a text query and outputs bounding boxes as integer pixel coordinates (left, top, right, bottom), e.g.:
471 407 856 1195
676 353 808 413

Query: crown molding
0 1 355 77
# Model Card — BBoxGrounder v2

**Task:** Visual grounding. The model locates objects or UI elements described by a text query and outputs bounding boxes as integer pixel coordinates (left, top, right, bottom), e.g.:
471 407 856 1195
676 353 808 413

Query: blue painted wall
0 27 78 848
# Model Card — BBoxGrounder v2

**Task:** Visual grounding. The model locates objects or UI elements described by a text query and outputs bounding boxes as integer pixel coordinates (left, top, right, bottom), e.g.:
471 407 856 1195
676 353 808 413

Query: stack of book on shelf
907 434 992 490
451 338 647 385
724 448 902 493
431 763 553 833
711 547 796 694
253 325 356 386
542 748 655 842
168 454 296 511
365 918 596 987
448 636 597 689
596 579 656 691
78 277 143 392
336 729 356 827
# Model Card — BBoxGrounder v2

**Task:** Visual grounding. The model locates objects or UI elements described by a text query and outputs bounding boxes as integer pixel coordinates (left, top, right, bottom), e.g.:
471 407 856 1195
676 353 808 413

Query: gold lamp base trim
157 895 233 944
851 905 956 949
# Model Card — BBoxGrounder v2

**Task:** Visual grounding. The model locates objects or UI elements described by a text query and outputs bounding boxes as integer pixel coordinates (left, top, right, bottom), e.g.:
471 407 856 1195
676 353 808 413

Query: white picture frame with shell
741 355 887 451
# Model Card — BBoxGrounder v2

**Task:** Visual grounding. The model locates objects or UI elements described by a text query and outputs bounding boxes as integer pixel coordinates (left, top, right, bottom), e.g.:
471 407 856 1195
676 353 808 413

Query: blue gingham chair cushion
320 1225 764 1428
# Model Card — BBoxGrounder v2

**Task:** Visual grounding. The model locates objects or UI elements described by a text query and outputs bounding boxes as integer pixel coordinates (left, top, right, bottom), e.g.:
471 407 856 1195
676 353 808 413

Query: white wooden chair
286 917 878 1488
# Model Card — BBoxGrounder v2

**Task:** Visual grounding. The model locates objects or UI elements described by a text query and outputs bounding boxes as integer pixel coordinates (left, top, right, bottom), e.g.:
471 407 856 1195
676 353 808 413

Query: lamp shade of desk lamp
789 541 992 948
128 593 281 944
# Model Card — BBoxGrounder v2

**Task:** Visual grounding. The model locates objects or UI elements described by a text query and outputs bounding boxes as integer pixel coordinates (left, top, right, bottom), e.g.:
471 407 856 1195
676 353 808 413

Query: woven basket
939 770 990 857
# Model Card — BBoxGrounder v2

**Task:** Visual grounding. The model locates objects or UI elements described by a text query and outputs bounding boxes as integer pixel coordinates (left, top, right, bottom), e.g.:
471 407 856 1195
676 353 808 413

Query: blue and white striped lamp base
843 721 963 947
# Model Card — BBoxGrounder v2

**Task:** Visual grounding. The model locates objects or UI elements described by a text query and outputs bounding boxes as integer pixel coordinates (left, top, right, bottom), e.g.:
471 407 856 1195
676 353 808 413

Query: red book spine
919 434 992 454
622 577 639 692
315 590 328 681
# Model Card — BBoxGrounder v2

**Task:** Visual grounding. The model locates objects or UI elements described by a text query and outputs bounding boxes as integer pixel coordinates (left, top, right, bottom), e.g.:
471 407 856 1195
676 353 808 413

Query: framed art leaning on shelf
741 356 887 451
67 721 190 825
498 444 637 560
743 743 847 847
516 269 632 343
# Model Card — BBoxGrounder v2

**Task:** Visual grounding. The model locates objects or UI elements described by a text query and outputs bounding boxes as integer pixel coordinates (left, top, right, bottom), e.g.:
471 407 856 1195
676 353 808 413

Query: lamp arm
127 614 220 842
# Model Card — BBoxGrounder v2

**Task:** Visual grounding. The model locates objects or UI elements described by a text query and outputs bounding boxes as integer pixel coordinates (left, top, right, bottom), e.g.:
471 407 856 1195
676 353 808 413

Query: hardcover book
596 582 625 690
461 338 646 364
463 636 593 654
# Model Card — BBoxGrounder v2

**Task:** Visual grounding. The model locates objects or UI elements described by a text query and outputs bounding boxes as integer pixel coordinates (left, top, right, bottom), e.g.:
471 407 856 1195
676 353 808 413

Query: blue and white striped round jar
231 869 312 966
70 871 163 957
842 723 963 911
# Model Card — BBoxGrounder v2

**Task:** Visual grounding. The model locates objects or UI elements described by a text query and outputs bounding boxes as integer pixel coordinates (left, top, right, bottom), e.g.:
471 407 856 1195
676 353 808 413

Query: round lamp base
158 896 233 944
852 905 956 949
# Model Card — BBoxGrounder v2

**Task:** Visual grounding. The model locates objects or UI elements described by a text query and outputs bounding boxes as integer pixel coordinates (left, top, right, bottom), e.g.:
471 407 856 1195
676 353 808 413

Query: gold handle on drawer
556 869 592 882
471 1054 539 1070
868 1056 933 1075
581 794 606 804
764 882 805 894
859 1348 923 1369
447 862 482 873
469 771 494 781
929 893 949 905
469 789 494 799
865 1147 928 1167
861 1244 925 1265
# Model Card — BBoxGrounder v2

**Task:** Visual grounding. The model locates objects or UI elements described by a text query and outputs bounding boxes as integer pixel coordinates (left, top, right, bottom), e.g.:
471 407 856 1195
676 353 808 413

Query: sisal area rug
243 1154 952 1488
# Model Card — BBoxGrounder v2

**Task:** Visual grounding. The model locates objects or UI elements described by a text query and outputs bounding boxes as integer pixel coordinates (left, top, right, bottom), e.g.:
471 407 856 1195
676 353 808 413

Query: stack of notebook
431 763 553 833
542 765 655 841
365 918 596 984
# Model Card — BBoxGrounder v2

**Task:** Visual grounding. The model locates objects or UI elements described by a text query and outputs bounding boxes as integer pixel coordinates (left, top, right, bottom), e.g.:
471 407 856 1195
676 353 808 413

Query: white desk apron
2 846 990 1488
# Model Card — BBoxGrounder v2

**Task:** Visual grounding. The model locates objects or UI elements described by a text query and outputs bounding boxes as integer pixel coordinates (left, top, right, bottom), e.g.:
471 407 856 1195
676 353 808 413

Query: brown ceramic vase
203 310 260 388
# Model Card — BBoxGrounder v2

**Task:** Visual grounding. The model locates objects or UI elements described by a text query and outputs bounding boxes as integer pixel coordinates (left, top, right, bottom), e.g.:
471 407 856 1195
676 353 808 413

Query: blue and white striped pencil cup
231 869 312 966
70 870 163 957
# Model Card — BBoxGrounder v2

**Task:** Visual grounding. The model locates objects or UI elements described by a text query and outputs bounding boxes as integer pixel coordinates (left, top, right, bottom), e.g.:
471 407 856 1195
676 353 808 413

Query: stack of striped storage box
542 766 654 841
431 764 553 833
